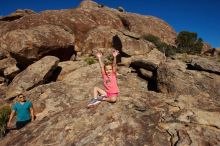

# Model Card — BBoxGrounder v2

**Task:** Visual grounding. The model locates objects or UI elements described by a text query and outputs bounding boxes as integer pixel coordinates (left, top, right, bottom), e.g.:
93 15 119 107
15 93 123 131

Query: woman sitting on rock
87 50 120 107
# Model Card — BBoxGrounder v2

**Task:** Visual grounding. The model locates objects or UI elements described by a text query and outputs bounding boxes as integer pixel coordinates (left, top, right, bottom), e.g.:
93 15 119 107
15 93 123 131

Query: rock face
0 0 176 60
0 0 220 146
157 59 220 98
187 56 220 74
1 25 75 65
5 56 59 99
1 62 220 146
0 58 17 74
0 9 36 22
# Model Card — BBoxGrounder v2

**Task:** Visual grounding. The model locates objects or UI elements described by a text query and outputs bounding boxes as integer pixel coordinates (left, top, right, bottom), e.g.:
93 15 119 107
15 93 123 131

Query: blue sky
0 0 219 48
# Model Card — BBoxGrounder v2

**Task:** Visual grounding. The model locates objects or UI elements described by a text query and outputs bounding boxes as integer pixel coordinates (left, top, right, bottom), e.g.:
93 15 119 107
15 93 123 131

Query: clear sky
0 0 219 48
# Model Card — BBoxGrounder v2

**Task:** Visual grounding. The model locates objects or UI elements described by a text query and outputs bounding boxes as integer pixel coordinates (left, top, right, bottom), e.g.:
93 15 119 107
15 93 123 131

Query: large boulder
0 57 17 74
57 60 87 81
186 56 220 74
157 59 220 98
118 13 176 45
0 25 75 65
3 65 20 79
131 48 166 71
79 0 100 9
0 0 176 59
5 56 59 99
81 26 155 56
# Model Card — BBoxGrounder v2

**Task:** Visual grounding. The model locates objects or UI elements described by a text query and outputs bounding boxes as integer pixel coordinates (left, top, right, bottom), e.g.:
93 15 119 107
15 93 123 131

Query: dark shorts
16 119 31 129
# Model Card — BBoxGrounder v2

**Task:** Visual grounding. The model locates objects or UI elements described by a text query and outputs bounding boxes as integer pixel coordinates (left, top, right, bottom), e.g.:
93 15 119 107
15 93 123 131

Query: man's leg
16 119 31 130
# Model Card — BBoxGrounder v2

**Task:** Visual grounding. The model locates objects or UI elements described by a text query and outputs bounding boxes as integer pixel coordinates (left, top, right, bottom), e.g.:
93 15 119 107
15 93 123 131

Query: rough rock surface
5 56 59 99
1 62 220 146
0 0 220 146
81 26 155 56
57 60 87 81
3 65 20 79
131 48 166 71
0 57 17 74
0 25 75 65
0 0 176 61
186 56 220 74
0 9 36 22
157 59 220 98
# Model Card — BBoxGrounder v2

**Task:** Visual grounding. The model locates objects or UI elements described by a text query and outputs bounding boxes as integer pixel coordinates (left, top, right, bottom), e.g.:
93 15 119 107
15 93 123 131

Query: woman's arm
112 50 119 73
96 52 105 72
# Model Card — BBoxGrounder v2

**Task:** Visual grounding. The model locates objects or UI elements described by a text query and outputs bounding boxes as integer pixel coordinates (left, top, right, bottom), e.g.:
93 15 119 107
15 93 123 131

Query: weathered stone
1 25 75 65
81 26 154 56
131 49 166 71
0 1 176 57
0 9 36 21
5 56 60 100
120 57 132 66
0 1 219 145
1 59 220 145
0 52 6 60
140 68 153 78
117 66 131 75
0 76 4 84
157 59 220 98
79 0 100 9
57 60 87 81
118 13 176 45
187 56 220 74
117 6 125 12
0 57 17 74
3 65 20 79
0 82 7 98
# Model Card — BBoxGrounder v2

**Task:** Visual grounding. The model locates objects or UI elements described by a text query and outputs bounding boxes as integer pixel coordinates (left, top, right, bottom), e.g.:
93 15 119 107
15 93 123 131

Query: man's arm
30 107 35 121
112 50 119 73
7 110 15 128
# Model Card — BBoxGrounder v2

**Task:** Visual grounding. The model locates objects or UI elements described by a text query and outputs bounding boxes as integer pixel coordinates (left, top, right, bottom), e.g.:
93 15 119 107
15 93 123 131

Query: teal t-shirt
12 101 32 122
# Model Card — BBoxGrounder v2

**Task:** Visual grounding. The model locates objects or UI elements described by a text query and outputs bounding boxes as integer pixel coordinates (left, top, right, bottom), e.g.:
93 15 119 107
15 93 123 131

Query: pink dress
102 70 119 98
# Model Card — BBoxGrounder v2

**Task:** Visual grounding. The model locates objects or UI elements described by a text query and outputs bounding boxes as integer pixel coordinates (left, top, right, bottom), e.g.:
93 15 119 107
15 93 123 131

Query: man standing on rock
7 93 34 129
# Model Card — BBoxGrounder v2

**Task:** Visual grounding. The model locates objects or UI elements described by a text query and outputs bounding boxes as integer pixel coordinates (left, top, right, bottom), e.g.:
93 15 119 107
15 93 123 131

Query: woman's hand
96 52 102 58
112 50 119 57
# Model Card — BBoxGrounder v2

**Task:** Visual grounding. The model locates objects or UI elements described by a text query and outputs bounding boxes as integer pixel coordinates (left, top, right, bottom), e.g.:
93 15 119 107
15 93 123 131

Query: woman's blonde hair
104 61 113 69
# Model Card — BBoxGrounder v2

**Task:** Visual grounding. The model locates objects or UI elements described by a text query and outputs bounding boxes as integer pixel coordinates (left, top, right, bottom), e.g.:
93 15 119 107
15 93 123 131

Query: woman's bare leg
93 87 107 98
103 96 117 103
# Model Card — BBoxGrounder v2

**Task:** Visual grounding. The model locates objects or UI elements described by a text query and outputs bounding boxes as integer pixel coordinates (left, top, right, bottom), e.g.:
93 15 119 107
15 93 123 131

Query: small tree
176 31 203 54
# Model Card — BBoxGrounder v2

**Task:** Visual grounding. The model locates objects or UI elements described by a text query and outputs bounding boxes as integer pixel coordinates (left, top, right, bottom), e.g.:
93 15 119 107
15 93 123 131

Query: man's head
17 93 26 102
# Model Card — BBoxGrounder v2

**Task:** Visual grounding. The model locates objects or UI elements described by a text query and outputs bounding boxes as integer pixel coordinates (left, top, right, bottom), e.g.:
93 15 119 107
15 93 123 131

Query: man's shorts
16 119 31 129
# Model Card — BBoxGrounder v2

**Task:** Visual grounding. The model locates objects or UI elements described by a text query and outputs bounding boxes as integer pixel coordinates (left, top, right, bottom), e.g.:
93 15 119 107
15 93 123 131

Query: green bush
176 31 203 54
142 34 160 44
0 105 11 138
142 34 176 57
84 57 96 65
